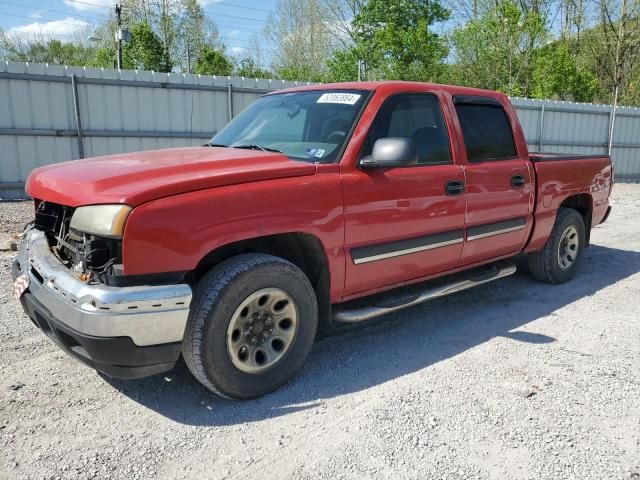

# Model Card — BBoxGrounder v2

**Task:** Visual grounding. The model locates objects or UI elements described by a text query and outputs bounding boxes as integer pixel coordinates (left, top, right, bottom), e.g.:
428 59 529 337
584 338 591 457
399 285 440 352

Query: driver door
341 92 466 296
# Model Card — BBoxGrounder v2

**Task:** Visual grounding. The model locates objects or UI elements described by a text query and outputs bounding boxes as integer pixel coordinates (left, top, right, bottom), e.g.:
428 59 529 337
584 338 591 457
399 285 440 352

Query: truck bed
529 152 611 163
523 152 613 253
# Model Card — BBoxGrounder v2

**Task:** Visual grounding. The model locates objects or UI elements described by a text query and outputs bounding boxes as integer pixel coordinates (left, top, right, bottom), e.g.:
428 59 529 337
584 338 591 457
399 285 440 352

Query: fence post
227 82 233 121
538 104 545 152
70 74 85 159
608 86 618 155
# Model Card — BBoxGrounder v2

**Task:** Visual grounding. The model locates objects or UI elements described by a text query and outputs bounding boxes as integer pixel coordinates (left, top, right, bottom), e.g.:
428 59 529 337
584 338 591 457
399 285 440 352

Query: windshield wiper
232 144 283 153
205 142 228 147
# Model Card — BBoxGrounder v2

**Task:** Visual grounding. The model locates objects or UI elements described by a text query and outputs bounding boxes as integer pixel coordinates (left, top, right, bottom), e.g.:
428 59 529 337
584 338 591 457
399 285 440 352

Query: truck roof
272 80 508 100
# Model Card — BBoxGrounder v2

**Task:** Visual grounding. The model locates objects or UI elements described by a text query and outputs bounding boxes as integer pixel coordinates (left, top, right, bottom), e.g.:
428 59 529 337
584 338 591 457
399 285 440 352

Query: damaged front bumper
12 228 192 379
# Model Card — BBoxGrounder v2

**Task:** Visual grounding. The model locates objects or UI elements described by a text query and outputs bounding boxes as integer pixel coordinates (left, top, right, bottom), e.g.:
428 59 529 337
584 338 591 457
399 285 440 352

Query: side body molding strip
466 217 526 241
350 217 527 265
351 230 464 265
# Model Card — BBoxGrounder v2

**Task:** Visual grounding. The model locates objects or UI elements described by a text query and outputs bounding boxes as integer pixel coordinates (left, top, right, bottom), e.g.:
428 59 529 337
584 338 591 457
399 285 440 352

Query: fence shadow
102 244 640 426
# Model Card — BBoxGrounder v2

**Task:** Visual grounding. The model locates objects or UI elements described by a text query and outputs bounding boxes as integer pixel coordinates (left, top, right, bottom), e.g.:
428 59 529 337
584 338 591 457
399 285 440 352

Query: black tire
183 253 318 399
527 207 586 284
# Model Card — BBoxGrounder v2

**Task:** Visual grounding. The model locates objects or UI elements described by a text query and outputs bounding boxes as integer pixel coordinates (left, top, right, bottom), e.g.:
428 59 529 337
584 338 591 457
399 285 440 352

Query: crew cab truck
12 81 613 399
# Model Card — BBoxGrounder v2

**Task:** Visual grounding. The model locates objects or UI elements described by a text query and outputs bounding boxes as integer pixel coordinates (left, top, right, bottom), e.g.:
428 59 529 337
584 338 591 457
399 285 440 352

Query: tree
1 35 95 66
193 46 234 76
265 0 337 81
123 22 169 71
119 0 223 73
450 1 547 96
89 46 117 69
326 48 361 81
235 59 272 78
320 0 366 47
0 28 10 59
531 43 598 101
348 0 450 81
175 0 223 72
589 0 640 106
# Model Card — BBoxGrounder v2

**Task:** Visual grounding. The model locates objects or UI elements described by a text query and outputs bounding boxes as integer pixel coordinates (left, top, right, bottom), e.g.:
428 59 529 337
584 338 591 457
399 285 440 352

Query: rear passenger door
452 95 534 265
342 92 466 296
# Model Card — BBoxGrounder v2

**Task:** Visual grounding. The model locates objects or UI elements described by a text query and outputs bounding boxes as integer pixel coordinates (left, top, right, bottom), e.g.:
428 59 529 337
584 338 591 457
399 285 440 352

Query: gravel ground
1 185 639 480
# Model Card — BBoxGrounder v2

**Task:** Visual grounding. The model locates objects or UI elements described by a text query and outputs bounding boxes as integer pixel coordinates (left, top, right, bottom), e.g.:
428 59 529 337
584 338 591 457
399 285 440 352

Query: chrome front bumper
14 229 192 347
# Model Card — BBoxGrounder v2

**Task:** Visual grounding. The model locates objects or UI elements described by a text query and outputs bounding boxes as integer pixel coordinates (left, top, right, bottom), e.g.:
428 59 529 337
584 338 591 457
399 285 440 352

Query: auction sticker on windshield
316 93 361 105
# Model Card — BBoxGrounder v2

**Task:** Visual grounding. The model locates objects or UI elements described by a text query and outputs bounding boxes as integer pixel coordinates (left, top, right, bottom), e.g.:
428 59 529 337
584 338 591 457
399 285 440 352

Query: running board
332 261 517 324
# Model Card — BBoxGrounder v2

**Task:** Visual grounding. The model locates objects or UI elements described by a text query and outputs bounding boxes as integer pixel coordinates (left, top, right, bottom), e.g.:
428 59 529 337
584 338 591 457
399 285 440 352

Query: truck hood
26 147 317 207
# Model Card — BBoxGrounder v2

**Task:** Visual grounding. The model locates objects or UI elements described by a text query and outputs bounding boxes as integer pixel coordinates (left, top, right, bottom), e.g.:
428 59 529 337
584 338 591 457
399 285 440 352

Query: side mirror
360 137 418 169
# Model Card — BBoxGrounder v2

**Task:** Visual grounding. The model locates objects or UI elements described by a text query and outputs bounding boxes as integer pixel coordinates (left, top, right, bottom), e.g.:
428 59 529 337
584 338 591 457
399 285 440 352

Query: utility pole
115 3 123 69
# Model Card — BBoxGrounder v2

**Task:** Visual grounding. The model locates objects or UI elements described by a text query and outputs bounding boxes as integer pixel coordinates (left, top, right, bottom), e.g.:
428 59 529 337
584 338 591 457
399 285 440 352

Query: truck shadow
102 244 640 426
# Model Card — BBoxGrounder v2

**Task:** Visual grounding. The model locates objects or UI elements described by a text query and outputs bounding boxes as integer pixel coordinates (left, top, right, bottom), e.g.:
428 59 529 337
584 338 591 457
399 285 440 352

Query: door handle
445 180 465 196
511 175 525 187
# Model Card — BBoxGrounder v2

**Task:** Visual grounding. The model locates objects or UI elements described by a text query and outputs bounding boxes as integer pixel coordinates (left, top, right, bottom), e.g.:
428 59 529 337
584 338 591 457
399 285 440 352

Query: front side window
210 89 368 163
454 102 517 162
360 93 452 166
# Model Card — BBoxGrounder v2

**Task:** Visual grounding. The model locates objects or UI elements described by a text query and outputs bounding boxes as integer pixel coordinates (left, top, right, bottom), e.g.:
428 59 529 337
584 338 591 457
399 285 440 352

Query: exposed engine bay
34 200 123 285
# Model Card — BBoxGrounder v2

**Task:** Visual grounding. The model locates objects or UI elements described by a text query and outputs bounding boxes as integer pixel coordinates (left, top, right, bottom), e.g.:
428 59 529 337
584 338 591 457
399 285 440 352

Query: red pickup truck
13 81 613 399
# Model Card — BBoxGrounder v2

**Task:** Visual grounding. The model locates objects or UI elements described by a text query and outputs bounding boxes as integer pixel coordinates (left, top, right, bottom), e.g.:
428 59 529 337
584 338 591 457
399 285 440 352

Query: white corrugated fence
1 62 639 199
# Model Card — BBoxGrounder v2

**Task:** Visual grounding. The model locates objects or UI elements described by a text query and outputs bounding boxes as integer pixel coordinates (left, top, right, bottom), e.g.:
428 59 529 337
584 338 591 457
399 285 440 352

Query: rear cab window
453 96 517 162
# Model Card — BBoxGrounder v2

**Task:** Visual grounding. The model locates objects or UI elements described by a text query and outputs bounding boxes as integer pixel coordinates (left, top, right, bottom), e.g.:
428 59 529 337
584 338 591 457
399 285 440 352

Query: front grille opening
55 328 80 349
30 267 44 284
33 311 52 334
35 201 70 233
33 200 123 284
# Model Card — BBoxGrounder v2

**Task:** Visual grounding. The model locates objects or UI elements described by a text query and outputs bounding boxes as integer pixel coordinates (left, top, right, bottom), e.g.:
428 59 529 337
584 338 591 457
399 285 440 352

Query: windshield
210 89 369 163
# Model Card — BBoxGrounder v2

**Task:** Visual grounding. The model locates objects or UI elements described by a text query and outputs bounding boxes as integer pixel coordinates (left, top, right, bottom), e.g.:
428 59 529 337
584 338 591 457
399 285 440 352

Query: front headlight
70 204 132 238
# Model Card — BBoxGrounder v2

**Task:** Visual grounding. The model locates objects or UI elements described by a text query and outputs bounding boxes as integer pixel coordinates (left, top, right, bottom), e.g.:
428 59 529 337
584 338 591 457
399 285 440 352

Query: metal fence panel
0 62 312 198
1 61 639 199
510 97 640 181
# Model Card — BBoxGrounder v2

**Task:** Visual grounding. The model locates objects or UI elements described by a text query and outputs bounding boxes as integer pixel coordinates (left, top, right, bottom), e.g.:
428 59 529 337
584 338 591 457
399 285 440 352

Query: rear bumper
12 228 192 379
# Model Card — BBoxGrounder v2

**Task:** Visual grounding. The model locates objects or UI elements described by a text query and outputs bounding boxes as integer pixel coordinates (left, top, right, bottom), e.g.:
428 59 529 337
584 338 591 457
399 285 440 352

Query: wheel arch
559 193 593 245
192 232 332 332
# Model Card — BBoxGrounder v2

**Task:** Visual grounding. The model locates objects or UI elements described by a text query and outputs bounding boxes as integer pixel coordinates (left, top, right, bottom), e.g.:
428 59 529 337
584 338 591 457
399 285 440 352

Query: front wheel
183 254 318 399
527 207 586 284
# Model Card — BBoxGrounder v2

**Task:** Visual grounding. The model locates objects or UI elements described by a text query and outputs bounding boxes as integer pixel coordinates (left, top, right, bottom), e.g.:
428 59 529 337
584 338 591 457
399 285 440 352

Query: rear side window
360 93 452 166
455 102 517 162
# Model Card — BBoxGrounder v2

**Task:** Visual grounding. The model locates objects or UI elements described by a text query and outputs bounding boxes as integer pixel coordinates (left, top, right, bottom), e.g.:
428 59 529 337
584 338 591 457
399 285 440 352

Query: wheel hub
226 288 298 374
557 225 579 271
244 313 275 344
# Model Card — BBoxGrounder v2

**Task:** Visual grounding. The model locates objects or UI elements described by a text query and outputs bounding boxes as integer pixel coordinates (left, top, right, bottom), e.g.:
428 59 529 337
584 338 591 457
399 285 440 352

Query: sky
0 0 278 60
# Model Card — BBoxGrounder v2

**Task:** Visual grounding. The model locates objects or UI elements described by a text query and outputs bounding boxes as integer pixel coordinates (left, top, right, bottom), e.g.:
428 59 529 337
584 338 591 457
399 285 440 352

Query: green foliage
122 22 170 72
276 65 326 82
266 0 335 82
179 0 222 71
450 0 547 96
350 0 450 81
193 47 234 76
235 59 272 79
0 0 639 106
530 43 597 102
622 69 640 106
88 46 117 69
326 48 361 82
0 28 9 58
2 38 95 66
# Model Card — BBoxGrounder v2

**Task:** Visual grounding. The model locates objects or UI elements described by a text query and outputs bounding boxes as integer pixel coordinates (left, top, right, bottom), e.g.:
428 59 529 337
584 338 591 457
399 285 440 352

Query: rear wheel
528 207 586 284
183 254 318 399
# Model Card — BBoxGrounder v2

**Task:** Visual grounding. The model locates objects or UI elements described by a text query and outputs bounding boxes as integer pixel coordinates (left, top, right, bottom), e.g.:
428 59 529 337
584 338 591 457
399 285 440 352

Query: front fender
121 173 345 300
